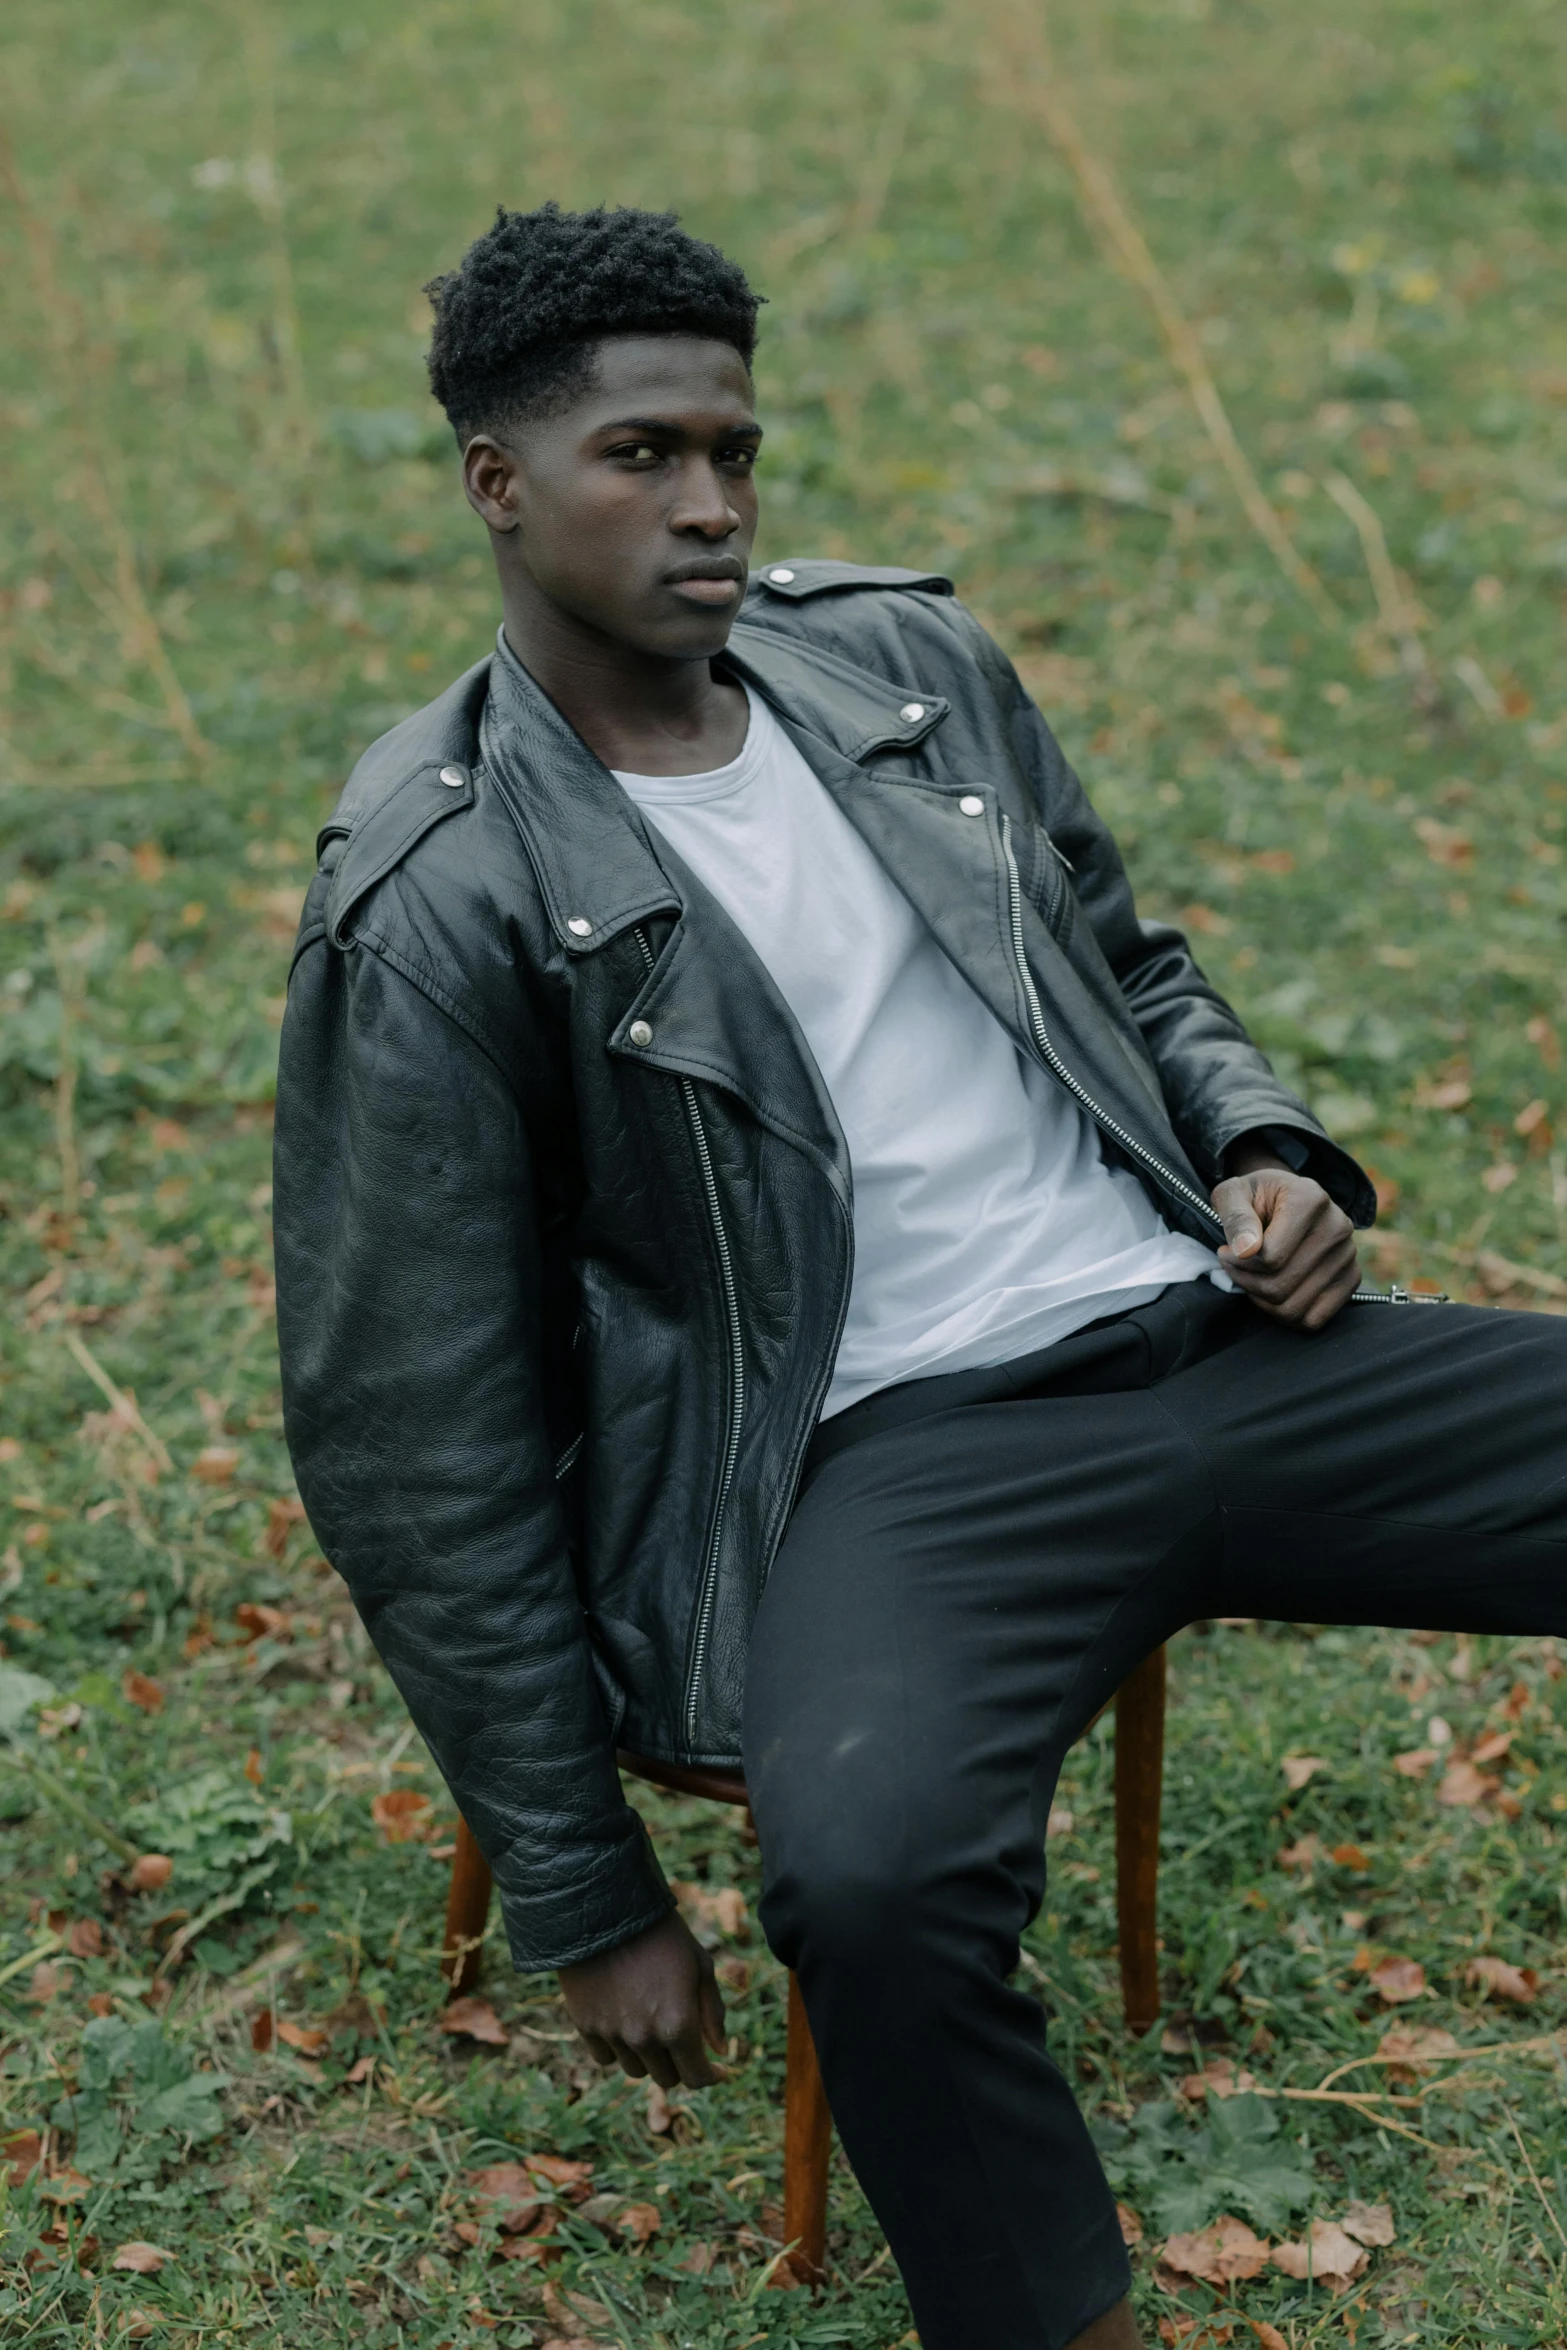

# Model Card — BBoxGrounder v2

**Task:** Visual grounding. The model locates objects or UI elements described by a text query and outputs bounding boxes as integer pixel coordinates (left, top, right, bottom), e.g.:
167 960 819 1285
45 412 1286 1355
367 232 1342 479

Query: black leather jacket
274 562 1373 1970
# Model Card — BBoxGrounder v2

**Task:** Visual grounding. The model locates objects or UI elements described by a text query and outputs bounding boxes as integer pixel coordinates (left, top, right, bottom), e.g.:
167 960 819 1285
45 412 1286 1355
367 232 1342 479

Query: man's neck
499 581 747 778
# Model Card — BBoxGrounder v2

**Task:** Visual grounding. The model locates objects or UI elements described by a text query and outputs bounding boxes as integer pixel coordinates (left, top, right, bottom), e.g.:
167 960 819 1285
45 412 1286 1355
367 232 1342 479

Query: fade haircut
424 203 764 444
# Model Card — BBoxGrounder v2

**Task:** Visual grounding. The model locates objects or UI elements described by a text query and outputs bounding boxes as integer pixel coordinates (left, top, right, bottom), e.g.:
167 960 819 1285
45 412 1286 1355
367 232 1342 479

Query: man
274 204 1567 2350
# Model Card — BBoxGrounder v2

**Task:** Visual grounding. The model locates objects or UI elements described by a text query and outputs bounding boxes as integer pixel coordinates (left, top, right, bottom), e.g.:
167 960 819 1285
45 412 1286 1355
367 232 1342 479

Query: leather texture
274 562 1374 1971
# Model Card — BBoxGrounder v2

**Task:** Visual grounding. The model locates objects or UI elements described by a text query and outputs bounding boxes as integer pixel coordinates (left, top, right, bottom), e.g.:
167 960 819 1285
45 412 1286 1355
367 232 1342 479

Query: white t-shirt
614 687 1224 1416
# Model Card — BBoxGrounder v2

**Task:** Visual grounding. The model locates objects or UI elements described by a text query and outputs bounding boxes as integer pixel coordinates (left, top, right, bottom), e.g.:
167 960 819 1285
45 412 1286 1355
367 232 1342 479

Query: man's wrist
1221 1129 1294 1181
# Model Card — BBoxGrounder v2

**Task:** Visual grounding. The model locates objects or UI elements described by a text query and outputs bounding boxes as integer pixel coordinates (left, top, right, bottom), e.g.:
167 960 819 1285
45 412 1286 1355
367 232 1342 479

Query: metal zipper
998 812 1434 1307
631 926 747 1744
1000 812 1226 1234
553 1432 583 1480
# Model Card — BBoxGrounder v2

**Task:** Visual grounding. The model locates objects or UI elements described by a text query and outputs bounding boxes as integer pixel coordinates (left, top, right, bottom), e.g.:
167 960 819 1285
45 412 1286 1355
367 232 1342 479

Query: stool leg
782 1970 831 2283
442 1815 494 1994
1114 1642 1166 2035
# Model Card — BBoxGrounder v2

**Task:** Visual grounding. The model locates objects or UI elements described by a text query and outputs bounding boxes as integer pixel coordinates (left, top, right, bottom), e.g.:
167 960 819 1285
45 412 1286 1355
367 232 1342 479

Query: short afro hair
424 203 764 443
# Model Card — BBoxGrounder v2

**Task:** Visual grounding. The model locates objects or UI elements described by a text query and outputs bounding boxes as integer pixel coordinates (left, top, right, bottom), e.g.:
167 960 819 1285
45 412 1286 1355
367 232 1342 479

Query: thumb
1215 1176 1264 1259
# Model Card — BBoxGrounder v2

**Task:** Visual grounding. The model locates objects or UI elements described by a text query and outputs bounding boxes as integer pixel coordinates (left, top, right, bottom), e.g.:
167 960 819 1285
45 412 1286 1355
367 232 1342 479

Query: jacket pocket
1015 820 1076 949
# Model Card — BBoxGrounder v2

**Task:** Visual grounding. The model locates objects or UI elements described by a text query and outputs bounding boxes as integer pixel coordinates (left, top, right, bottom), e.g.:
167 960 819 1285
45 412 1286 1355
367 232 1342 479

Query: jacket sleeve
954 608 1375 1224
274 898 673 1973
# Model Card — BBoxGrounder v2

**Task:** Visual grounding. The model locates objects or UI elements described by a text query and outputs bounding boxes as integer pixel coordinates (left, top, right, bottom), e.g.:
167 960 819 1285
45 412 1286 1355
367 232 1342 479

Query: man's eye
611 442 660 464
723 445 758 468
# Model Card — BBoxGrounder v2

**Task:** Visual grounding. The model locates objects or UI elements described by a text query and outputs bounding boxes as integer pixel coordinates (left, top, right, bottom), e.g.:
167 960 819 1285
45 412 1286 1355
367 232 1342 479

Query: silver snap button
628 1019 654 1047
899 702 926 723
567 917 592 937
768 566 796 584
959 794 984 816
438 765 466 789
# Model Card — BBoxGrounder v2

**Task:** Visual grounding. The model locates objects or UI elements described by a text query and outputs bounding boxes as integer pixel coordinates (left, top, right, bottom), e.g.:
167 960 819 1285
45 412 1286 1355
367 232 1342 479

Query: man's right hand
558 1908 726 2090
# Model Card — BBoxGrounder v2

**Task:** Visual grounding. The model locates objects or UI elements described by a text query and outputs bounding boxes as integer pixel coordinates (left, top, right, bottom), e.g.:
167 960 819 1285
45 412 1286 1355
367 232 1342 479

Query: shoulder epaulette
747 559 954 602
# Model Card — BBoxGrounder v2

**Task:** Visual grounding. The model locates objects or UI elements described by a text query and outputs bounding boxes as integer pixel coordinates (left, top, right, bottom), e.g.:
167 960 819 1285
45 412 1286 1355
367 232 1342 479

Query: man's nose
671 457 742 537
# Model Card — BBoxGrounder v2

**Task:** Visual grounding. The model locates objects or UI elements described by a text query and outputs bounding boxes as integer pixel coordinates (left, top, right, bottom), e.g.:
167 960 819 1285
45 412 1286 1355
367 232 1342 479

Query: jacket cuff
497 1810 676 1976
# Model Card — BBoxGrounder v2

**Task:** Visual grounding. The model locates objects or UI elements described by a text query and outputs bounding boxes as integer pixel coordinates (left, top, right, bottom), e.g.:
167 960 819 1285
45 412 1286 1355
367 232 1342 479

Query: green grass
3 0 1567 2342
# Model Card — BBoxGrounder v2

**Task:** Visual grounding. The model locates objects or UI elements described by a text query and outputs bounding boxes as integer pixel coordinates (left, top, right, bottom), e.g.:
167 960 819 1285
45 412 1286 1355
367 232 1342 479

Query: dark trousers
742 1284 1567 2350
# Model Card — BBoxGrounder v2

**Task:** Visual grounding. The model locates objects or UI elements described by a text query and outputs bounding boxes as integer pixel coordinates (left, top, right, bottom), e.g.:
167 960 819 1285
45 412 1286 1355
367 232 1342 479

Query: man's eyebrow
594 414 763 438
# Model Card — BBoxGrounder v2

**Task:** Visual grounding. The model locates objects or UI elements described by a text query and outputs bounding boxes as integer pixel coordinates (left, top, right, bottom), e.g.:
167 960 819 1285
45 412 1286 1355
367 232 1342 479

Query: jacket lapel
482 636 846 1176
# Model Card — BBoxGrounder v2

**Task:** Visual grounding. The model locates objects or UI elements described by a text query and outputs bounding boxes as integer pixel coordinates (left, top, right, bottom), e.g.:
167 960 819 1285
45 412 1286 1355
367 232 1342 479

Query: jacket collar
480 622 952 960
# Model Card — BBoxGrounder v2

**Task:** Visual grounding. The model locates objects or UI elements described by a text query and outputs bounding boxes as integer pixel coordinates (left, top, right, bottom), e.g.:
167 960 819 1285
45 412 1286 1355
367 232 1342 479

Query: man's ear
463 435 521 532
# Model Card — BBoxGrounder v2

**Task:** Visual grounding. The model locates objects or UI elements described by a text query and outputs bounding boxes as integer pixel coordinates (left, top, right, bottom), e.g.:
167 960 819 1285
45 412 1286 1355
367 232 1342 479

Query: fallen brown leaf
112 2243 175 2274
1160 2024 1198 2055
276 2020 330 2056
471 2162 550 2234
670 1879 749 1939
1470 1729 1514 1765
250 2010 274 2053
1413 1076 1472 1112
122 1670 164 1714
1340 2200 1395 2248
1281 1753 1328 1791
192 1445 240 1485
1466 1954 1538 2003
371 1788 434 1843
1160 2214 1270 2285
3 2129 42 2185
235 1602 292 1643
344 2053 375 2086
614 2201 661 2243
1438 1759 1501 1808
527 2152 593 2197
1392 1747 1438 1777
1178 2059 1258 2102
1117 2202 1144 2247
1413 815 1474 869
128 1853 173 1893
264 1495 308 1559
1330 1842 1370 1871
439 1996 509 2047
1250 2326 1288 2350
678 2240 720 2273
1377 2023 1460 2075
1369 1955 1427 2004
87 1992 115 2017
543 2283 615 2335
67 1917 104 1959
1270 2217 1368 2290
1277 1836 1322 1870
40 2167 92 2202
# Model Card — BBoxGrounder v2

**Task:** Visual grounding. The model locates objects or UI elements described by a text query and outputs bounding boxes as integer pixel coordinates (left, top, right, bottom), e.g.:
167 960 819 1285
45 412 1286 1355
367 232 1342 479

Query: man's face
463 335 761 660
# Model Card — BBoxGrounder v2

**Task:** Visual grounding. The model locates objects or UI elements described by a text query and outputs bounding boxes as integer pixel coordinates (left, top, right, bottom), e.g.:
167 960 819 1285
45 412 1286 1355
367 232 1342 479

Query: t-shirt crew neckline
610 687 771 804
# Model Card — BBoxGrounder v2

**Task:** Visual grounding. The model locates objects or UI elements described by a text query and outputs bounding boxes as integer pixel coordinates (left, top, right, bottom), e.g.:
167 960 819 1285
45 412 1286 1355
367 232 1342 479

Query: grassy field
4 0 1567 2342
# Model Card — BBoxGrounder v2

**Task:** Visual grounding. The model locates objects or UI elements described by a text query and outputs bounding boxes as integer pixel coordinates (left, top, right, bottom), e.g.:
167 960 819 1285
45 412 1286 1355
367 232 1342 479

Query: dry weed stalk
978 2 1340 628
1322 467 1435 693
0 120 213 771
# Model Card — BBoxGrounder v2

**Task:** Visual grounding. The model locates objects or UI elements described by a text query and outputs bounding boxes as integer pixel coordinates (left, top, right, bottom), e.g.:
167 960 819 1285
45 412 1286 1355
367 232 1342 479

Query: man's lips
665 559 746 605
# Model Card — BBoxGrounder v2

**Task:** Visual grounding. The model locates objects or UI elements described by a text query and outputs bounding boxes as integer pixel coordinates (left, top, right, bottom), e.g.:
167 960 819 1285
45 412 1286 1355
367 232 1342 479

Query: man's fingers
577 2029 618 2068
1225 1215 1347 1299
1211 1175 1265 1259
667 2017 722 2090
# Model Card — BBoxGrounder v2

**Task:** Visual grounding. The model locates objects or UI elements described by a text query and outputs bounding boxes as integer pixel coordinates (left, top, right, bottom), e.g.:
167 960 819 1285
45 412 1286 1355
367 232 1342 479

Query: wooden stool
441 1643 1167 2284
